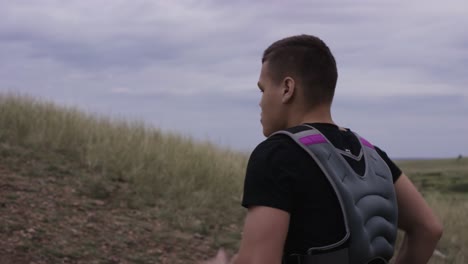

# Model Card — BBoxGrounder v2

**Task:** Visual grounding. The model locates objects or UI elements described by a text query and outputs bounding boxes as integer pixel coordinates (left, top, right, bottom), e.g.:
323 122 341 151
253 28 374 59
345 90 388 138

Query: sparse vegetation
394 158 468 263
0 94 466 263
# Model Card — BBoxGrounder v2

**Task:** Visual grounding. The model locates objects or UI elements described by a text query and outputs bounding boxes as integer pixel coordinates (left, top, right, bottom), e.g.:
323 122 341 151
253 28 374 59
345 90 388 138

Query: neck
286 104 335 128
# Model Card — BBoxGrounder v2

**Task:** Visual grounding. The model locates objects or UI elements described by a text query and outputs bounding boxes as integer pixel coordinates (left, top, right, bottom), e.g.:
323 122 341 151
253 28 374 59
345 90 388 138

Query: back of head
262 34 338 108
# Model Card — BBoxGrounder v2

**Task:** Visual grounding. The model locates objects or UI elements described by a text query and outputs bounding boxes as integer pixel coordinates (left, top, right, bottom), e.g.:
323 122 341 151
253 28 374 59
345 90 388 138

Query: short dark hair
262 34 338 106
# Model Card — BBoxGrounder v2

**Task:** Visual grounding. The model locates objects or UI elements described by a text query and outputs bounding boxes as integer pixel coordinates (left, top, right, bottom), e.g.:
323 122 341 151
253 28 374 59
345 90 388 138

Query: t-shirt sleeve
375 146 402 183
241 138 295 213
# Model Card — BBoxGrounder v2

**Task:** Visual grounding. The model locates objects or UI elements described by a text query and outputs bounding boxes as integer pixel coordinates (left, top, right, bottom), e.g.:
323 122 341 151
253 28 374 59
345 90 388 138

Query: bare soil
0 163 217 264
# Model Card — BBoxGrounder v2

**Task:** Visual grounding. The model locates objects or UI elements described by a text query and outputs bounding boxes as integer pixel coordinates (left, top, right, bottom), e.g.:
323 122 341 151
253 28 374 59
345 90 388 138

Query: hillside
0 94 246 263
0 94 467 263
0 156 212 263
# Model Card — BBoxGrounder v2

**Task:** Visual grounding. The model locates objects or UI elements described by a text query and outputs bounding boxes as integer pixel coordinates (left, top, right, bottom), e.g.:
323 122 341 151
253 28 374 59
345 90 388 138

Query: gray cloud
0 0 467 158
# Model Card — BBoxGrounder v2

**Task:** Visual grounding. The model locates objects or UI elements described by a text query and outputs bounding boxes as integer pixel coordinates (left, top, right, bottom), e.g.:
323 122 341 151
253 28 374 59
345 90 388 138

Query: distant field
0 94 466 263
397 158 468 193
394 158 468 263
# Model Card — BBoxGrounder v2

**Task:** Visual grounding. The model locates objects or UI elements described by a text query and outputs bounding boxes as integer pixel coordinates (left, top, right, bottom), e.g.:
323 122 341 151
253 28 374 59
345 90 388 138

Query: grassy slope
0 94 246 263
0 94 466 263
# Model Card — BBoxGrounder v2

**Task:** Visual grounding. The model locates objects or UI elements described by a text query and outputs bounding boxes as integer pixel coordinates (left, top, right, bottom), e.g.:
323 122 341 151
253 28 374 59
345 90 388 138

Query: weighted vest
274 125 398 264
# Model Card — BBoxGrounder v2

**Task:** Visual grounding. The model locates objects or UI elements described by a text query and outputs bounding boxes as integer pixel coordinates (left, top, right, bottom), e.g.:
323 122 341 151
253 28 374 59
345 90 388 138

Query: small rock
93 200 105 206
194 233 204 240
433 249 447 259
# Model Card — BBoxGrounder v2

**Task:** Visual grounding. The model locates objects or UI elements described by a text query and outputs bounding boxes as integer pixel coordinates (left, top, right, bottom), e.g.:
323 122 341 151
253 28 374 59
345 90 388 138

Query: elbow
426 212 444 240
429 219 443 240
419 218 443 241
405 218 443 242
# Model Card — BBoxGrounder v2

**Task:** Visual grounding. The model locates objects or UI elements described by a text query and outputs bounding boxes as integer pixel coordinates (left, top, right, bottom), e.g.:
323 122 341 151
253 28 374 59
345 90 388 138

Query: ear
281 77 295 104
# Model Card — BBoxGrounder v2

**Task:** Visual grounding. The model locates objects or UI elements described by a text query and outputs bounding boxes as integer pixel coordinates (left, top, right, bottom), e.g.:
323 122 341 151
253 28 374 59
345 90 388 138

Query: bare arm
232 206 290 264
394 173 443 264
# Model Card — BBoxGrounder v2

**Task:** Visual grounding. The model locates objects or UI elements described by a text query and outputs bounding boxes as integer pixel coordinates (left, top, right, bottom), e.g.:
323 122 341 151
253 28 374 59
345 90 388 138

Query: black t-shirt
241 123 402 257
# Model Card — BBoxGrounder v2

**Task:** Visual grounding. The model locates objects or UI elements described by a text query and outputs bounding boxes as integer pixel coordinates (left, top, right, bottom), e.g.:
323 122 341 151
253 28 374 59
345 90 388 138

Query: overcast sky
1 0 467 158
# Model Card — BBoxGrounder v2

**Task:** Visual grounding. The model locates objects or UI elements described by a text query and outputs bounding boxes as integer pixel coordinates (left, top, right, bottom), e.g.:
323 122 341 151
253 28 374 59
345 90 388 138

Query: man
207 34 443 264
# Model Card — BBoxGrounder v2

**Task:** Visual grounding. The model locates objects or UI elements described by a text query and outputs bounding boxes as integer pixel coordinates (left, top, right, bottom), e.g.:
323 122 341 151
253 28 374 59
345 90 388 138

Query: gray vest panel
273 125 398 263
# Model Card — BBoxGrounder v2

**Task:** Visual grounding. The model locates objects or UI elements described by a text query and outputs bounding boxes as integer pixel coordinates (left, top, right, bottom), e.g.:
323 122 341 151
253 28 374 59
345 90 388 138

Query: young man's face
257 62 287 137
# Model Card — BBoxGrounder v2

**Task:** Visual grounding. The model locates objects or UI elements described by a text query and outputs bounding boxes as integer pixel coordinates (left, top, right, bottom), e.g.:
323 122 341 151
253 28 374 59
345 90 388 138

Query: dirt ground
0 163 217 264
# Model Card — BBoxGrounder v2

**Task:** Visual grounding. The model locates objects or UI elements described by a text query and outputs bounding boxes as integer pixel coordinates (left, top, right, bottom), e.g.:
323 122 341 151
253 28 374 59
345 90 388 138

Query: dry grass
0 93 467 263
425 193 468 263
394 158 468 263
0 94 247 244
